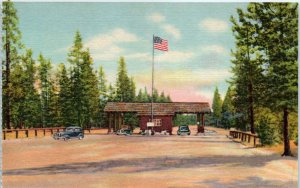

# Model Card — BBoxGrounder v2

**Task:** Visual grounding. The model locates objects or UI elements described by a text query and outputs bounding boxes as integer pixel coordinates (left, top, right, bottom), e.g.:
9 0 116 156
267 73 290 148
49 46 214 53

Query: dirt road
3 127 298 188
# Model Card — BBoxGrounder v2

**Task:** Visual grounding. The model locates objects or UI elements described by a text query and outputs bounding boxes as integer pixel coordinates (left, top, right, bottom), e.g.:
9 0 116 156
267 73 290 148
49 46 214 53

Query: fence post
248 135 251 143
57 129 59 133
3 131 6 140
25 130 29 138
254 137 256 147
16 130 18 139
35 129 38 137
50 129 53 135
43 129 46 136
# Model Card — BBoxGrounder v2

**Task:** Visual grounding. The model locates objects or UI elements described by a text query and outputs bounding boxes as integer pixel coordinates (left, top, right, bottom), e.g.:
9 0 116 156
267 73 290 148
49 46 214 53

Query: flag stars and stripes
153 36 168 51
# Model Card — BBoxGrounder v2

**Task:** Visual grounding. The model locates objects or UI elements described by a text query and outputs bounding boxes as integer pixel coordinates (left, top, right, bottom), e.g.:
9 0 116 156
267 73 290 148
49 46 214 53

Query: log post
50 129 53 135
254 136 256 147
114 113 117 132
16 130 18 139
108 113 111 133
3 131 6 140
248 135 251 143
35 129 38 137
118 113 121 130
43 129 46 136
25 130 29 138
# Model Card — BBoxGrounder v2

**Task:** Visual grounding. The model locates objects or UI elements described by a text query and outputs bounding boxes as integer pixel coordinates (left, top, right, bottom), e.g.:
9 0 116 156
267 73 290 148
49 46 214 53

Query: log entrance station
104 102 211 134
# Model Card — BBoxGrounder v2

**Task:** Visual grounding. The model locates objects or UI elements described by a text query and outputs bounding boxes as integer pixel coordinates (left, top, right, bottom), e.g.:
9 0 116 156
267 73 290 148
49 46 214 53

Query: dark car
53 126 84 140
116 129 132 136
177 125 191 136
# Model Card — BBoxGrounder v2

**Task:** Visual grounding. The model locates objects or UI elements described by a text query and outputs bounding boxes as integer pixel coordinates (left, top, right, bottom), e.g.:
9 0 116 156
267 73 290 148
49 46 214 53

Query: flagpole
151 35 154 123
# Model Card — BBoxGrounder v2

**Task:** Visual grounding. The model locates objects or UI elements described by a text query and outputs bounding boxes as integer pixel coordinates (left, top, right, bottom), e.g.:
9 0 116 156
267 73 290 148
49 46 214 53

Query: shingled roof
104 102 211 116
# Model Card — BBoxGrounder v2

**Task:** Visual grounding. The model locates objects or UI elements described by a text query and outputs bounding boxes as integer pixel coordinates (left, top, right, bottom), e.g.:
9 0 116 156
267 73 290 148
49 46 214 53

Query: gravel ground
2 126 298 188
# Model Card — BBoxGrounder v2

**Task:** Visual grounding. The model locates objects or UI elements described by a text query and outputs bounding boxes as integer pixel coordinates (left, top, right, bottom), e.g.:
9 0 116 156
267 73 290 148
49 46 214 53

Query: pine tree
68 31 85 127
142 87 150 102
115 57 131 102
10 62 25 128
2 1 23 129
230 8 265 133
21 49 40 128
152 88 159 102
221 87 234 129
129 77 136 101
107 83 115 102
57 63 73 126
98 66 107 127
212 87 222 125
80 50 99 128
136 89 143 102
248 3 298 156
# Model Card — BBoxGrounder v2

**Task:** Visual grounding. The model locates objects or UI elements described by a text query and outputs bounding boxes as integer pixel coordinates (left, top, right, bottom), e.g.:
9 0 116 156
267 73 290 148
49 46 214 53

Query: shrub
256 115 280 146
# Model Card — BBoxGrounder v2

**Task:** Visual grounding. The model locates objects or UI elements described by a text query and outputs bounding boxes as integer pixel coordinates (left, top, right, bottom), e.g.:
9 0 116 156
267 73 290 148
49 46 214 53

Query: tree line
2 1 171 130
211 3 298 156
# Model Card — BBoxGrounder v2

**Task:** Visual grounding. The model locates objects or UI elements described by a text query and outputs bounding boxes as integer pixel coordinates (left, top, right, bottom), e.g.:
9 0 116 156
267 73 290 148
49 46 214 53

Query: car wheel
78 135 83 140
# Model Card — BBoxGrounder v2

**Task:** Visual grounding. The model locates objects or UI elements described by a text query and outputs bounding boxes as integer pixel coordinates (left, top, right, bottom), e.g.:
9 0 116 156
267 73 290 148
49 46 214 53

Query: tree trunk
5 40 11 129
282 107 292 156
248 82 255 134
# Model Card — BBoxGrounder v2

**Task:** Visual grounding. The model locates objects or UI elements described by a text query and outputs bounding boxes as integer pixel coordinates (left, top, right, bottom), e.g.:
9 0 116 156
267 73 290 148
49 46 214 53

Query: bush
294 134 298 146
256 115 280 146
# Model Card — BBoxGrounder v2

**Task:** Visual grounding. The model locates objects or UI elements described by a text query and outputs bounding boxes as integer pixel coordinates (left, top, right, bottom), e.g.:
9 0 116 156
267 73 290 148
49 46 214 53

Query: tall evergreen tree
230 8 265 133
248 3 298 156
136 89 143 102
38 54 53 127
57 63 72 126
2 1 23 129
212 87 222 122
115 57 131 102
98 66 107 127
221 87 235 129
21 49 40 128
142 87 150 102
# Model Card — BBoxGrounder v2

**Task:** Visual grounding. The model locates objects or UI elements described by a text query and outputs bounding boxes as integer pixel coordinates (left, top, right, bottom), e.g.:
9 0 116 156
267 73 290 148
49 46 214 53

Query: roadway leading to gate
3 126 298 188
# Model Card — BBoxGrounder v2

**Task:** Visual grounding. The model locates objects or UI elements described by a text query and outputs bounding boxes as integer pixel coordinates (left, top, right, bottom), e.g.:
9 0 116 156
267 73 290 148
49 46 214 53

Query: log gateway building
104 102 211 134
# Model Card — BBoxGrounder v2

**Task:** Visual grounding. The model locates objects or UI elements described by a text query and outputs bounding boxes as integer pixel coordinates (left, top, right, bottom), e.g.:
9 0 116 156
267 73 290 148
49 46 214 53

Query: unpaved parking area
3 127 298 188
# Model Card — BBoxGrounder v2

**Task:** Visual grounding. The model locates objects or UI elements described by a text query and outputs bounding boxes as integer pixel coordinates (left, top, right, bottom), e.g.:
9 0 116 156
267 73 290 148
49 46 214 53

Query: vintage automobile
177 125 191 136
116 129 132 136
53 126 84 140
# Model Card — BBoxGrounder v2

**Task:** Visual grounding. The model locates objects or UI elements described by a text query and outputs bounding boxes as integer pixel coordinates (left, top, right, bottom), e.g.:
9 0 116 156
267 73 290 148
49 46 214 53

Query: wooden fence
2 127 109 140
229 130 259 147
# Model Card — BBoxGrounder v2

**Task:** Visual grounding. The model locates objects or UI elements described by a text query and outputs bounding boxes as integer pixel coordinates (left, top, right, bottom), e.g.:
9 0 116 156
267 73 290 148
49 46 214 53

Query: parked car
116 129 132 136
177 125 191 136
53 126 84 140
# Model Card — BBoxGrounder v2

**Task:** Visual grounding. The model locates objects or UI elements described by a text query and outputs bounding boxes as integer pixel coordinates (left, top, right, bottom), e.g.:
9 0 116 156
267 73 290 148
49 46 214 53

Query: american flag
153 36 168 51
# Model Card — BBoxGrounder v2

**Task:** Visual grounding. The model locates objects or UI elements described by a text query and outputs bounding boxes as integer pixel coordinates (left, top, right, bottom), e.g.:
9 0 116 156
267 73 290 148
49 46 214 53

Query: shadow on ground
4 154 295 176
196 176 297 188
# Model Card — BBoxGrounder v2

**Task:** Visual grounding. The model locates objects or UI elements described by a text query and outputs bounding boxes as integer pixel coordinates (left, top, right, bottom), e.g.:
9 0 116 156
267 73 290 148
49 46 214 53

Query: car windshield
66 128 74 132
180 126 189 131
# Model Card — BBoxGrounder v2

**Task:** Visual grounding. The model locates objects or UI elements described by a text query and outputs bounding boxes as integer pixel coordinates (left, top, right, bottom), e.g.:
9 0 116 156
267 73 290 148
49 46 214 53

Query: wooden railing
2 127 109 140
229 130 259 147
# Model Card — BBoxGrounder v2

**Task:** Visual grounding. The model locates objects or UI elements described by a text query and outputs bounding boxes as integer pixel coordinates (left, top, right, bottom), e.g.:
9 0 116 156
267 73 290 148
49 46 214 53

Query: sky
15 2 248 105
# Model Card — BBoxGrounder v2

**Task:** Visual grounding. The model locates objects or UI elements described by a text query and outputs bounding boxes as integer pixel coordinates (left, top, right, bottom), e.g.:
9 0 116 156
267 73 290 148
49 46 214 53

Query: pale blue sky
15 2 247 104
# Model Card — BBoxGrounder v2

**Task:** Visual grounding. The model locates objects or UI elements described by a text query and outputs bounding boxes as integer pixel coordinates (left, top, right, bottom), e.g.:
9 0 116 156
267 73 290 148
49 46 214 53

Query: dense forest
211 3 298 156
2 1 171 130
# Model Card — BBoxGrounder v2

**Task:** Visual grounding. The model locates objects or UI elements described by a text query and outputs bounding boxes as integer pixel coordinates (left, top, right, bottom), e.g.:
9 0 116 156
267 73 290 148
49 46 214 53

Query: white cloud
199 18 229 33
162 24 181 40
201 45 227 55
147 12 165 23
147 12 181 40
156 50 194 63
84 28 139 61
